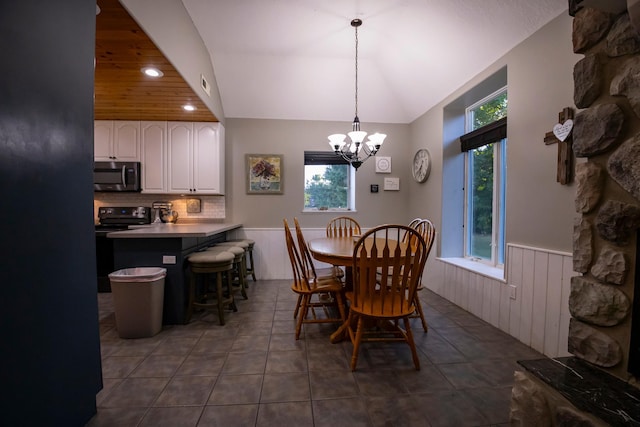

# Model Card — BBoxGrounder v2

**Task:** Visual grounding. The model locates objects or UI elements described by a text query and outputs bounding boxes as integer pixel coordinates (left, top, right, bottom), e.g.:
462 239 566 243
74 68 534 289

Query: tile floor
87 279 544 427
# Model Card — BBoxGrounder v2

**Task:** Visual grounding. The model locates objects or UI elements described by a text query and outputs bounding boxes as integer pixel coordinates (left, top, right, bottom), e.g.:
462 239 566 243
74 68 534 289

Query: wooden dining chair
406 219 436 332
326 216 361 238
283 219 346 340
407 217 422 229
373 218 434 331
346 224 429 371
292 217 344 319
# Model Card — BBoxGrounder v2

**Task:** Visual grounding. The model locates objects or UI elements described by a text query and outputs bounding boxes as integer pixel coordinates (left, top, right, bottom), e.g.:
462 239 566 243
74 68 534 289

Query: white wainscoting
227 227 332 281
429 244 576 358
229 228 576 358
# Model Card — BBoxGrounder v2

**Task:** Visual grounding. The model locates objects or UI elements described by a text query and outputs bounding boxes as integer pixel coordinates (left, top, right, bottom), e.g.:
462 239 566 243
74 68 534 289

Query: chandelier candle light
328 18 386 170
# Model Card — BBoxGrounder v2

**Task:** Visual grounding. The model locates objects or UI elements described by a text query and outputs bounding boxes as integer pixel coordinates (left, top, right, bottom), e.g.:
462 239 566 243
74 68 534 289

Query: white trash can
108 267 166 339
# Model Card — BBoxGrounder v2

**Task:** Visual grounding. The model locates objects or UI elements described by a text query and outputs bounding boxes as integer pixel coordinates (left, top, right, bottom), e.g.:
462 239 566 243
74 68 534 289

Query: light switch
162 255 176 264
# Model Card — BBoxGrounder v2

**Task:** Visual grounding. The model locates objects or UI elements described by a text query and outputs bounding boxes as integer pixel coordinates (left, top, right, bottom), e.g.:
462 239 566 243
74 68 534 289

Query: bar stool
216 240 254 285
207 245 248 299
223 239 256 282
186 250 236 325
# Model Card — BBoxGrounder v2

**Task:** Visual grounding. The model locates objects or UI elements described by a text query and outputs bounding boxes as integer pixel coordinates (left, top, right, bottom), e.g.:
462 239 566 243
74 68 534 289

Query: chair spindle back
351 224 428 317
326 216 361 238
283 219 311 292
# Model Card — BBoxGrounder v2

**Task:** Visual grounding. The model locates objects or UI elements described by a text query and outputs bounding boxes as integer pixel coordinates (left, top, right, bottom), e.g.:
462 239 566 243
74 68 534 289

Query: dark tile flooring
87 279 544 427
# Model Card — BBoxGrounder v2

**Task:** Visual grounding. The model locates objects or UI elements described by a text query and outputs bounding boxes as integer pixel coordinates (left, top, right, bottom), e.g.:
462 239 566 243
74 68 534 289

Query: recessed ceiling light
141 67 163 78
183 104 197 111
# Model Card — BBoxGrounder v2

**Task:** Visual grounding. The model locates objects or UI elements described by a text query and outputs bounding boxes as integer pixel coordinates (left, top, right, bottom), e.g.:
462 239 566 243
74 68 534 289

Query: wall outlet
509 284 517 300
162 255 176 264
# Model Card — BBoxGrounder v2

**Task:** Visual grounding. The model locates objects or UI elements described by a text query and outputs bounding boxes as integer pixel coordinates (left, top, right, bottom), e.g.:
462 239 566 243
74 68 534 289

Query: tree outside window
303 152 352 211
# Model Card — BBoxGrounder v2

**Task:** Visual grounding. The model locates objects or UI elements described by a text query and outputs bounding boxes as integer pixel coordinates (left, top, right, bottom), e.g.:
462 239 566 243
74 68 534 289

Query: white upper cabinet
140 121 167 193
167 122 194 193
94 120 140 161
193 122 225 194
95 120 224 194
94 121 113 160
167 122 224 195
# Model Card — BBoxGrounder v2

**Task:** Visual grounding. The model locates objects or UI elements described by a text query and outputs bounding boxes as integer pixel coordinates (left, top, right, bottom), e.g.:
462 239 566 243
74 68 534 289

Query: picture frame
375 156 391 173
246 154 283 194
383 177 400 191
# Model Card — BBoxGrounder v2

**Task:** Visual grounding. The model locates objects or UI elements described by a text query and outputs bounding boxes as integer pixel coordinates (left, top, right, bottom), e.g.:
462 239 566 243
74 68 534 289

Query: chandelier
328 18 386 170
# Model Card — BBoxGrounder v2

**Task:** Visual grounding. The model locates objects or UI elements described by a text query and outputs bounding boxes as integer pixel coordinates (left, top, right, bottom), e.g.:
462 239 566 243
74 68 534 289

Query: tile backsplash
93 193 225 223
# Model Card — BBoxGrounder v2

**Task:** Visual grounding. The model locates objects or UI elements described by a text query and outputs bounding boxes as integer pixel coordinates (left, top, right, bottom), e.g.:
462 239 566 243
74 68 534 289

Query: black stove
96 206 151 291
97 206 151 227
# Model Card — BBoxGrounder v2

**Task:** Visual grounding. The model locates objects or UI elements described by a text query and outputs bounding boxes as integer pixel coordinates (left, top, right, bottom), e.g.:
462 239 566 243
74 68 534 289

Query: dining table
306 236 356 264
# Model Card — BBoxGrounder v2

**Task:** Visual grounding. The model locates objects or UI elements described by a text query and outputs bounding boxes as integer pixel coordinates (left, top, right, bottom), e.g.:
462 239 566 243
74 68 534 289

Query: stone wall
570 4 640 381
510 4 640 424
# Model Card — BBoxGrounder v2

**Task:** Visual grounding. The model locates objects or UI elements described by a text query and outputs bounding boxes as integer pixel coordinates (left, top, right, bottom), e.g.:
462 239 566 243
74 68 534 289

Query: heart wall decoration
553 119 573 142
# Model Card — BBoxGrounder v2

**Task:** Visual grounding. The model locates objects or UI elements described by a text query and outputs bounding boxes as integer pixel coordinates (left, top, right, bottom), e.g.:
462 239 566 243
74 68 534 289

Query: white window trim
463 86 507 268
302 208 358 213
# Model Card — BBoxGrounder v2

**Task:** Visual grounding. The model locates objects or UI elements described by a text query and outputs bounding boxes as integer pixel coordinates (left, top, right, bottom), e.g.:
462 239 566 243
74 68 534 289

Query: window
461 88 507 266
303 151 354 211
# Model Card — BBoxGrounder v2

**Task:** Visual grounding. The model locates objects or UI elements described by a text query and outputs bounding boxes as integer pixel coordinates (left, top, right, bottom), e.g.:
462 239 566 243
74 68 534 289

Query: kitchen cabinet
140 121 167 193
167 122 225 194
94 120 140 161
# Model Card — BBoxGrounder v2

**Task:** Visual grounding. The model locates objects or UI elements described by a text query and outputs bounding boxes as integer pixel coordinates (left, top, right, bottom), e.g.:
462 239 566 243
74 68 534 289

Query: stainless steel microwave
94 161 141 192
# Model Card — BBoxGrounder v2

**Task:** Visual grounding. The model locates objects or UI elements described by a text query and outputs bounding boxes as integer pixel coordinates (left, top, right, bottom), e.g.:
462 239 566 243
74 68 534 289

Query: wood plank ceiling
95 0 217 122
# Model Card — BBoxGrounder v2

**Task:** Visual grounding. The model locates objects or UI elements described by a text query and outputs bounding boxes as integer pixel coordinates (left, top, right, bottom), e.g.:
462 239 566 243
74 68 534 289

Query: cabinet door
113 121 140 161
94 120 113 160
193 122 224 194
141 121 166 193
167 122 193 193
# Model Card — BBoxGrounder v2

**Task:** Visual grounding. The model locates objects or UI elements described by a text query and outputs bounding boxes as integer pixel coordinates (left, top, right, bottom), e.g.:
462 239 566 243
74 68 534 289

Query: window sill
302 208 357 213
437 257 506 282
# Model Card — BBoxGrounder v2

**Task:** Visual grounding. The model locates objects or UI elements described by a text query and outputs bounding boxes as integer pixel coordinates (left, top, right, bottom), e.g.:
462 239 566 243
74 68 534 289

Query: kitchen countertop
106 223 242 238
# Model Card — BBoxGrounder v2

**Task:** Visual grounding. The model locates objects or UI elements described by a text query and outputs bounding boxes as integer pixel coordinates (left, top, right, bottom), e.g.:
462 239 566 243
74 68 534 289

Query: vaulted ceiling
182 0 567 124
95 0 568 124
94 0 217 121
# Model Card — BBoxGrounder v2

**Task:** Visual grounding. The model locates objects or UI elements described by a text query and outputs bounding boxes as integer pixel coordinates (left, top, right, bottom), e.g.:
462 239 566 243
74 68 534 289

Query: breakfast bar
107 222 243 324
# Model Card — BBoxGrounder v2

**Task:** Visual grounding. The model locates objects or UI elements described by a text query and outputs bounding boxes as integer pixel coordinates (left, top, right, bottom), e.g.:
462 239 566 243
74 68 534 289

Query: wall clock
412 149 431 183
375 156 391 173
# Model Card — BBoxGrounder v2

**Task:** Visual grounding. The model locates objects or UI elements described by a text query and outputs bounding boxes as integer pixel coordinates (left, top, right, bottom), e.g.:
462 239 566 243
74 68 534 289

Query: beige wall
224 118 411 229
408 12 578 254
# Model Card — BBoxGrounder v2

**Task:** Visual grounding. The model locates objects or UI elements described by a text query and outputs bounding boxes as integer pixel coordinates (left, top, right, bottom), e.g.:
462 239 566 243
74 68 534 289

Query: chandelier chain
354 24 358 118
326 18 386 170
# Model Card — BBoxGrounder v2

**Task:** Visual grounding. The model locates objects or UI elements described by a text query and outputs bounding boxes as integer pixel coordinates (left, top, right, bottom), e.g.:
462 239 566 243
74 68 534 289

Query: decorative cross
544 107 574 185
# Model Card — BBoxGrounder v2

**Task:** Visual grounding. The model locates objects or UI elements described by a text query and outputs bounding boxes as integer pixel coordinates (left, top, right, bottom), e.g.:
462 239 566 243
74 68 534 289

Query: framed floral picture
246 154 283 194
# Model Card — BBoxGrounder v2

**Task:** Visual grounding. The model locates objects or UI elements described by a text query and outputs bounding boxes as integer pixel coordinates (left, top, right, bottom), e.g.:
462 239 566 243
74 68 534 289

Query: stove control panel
98 206 151 224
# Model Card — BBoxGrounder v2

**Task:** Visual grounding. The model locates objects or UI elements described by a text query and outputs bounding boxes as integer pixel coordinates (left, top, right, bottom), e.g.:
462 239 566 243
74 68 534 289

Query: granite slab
518 357 640 426
106 223 242 238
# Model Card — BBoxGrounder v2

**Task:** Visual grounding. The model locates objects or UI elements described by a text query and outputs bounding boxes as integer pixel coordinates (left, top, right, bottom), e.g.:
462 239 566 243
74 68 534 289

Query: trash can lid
108 267 166 282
